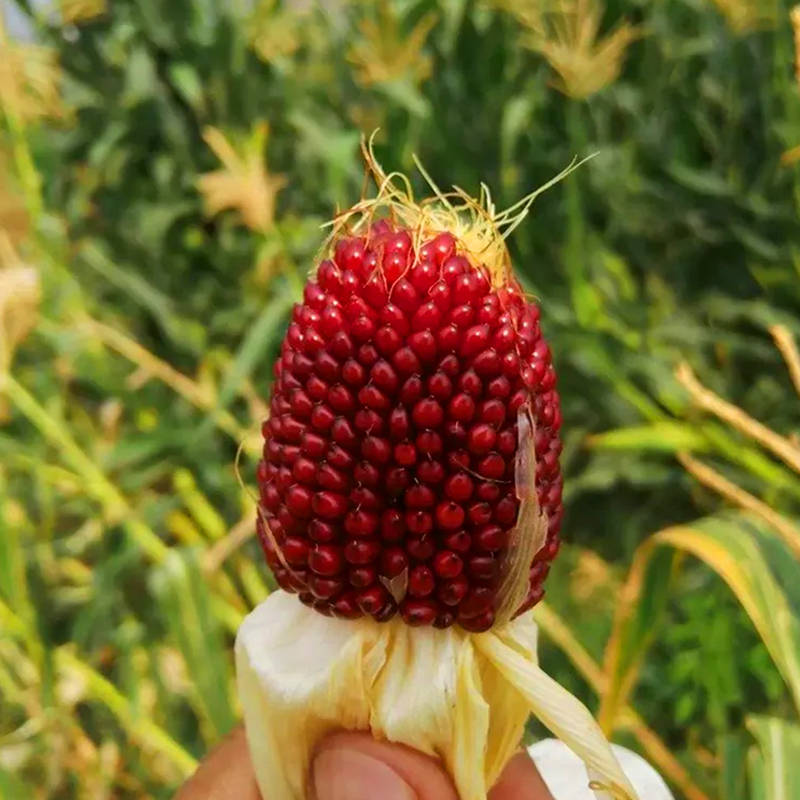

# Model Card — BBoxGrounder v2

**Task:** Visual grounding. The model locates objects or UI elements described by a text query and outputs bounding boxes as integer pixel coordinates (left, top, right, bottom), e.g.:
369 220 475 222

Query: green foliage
652 584 786 737
2 0 800 797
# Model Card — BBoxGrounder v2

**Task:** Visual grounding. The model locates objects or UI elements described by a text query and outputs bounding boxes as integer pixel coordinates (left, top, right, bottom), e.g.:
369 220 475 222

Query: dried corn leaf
495 406 548 626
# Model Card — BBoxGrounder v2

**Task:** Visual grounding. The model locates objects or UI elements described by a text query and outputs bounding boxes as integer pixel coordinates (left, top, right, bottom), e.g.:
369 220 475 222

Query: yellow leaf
0 43 63 124
61 0 107 24
248 0 305 64
198 123 286 234
709 0 779 35
527 0 641 100
0 165 29 246
348 0 438 87
653 518 800 712
0 236 40 419
601 512 800 731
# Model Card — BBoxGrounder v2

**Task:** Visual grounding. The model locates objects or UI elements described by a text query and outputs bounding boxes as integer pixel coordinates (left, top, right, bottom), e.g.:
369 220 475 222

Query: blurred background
1 0 800 798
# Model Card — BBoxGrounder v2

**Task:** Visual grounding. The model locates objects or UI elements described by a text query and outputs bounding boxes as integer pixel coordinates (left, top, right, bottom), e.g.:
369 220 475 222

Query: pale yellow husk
236 591 638 800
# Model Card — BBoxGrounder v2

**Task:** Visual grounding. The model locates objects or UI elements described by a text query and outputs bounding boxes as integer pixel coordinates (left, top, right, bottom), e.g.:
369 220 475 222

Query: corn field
1 0 800 798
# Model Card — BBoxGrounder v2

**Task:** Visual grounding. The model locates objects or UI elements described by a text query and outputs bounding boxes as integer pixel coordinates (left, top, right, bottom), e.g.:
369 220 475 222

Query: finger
311 731 556 800
173 726 260 800
489 749 555 800
311 731 458 800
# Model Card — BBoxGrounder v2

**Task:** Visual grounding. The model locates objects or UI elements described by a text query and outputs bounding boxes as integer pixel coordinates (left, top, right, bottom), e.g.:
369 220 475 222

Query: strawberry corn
236 144 639 800
257 218 562 632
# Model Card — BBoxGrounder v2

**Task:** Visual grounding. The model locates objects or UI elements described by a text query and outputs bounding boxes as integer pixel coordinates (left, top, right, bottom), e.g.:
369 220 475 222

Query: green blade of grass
589 422 711 453
79 241 204 352
4 375 169 561
201 289 296 432
56 648 198 777
150 549 237 744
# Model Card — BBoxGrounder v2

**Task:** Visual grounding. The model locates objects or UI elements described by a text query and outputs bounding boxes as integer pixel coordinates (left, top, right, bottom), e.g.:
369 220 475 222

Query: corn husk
236 592 638 800
236 141 638 800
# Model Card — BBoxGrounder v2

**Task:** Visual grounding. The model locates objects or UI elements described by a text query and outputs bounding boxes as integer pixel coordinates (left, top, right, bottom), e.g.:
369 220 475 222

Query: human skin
174 726 556 800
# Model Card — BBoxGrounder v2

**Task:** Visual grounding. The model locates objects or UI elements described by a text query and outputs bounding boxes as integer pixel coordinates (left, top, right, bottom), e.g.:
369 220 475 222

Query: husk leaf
236 592 638 800
495 406 548 626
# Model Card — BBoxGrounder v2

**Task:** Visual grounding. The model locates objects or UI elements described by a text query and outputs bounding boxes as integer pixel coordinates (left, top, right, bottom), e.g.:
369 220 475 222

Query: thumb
310 732 554 800
310 732 457 800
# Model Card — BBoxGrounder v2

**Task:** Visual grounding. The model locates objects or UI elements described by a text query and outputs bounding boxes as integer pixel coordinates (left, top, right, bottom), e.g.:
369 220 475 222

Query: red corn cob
256 191 562 633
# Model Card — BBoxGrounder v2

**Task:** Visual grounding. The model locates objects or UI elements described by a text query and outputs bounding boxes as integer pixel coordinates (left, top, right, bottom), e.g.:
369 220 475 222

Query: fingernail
313 746 416 800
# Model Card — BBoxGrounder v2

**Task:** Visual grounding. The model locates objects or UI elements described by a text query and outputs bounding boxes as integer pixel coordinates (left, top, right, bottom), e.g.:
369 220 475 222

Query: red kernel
362 436 392 463
394 442 417 466
444 530 472 553
406 511 434 537
286 485 313 518
308 520 339 543
416 460 445 485
401 599 439 626
408 565 435 598
311 491 348 520
474 524 507 552
405 484 435 509
308 546 344 576
435 501 465 530
371 360 399 393
444 473 474 502
389 406 411 440
433 551 463 579
460 324 490 357
438 576 469 606
392 346 421 375
344 539 381 565
467 423 497 454
380 547 409 577
477 453 506 479
409 331 437 363
357 586 389 615
448 393 476 422
380 510 406 541
407 536 435 562
349 565 377 592
412 398 444 429
344 509 379 538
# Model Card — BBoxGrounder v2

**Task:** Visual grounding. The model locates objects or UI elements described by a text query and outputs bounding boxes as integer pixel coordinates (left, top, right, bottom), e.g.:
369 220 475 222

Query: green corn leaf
601 512 800 731
150 549 237 744
589 422 711 453
0 765 35 800
78 242 204 352
212 289 295 415
747 716 800 800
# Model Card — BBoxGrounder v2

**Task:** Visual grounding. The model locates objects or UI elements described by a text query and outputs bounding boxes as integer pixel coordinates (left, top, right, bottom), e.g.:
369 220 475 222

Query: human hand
174 726 555 800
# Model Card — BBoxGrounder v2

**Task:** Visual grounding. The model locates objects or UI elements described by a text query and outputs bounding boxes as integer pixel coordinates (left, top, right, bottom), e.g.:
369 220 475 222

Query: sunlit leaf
602 512 800 731
746 715 800 800
589 423 711 454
